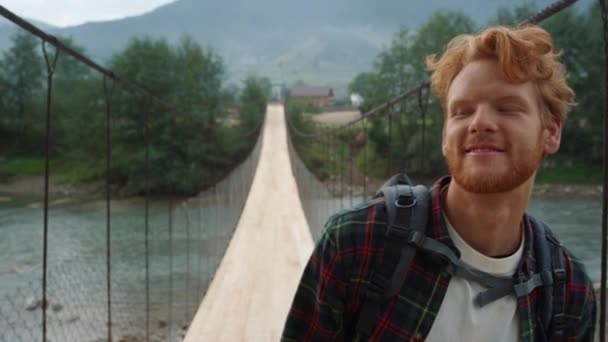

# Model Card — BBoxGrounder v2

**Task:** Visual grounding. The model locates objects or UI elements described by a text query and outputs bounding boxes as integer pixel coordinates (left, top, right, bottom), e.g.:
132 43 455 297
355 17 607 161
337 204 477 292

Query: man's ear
543 117 562 155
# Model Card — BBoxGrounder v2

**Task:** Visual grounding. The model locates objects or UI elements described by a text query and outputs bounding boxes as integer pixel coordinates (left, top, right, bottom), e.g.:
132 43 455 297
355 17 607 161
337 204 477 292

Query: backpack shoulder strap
355 174 430 337
528 215 567 339
549 235 567 338
383 184 430 296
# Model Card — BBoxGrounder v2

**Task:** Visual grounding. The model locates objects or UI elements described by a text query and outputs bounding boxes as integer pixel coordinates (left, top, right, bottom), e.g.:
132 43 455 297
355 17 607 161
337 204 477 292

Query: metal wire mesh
0 5 265 341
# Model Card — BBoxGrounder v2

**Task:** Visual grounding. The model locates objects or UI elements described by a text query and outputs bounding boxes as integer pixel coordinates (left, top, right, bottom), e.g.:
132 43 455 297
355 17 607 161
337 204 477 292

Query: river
0 195 236 341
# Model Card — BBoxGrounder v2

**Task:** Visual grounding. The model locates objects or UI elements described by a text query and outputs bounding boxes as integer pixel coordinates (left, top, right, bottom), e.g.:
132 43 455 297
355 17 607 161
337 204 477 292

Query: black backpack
355 174 567 341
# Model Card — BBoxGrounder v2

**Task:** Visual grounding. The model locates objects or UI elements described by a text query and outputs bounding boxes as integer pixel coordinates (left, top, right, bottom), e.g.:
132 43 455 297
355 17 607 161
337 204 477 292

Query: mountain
0 0 592 88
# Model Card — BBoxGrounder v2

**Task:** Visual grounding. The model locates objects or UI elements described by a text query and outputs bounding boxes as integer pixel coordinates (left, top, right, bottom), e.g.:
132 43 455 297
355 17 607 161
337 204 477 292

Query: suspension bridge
1 0 608 341
184 104 314 341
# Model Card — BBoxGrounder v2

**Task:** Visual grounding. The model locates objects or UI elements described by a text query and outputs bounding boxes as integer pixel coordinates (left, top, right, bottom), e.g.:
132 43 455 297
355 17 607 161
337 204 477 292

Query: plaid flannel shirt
282 176 596 341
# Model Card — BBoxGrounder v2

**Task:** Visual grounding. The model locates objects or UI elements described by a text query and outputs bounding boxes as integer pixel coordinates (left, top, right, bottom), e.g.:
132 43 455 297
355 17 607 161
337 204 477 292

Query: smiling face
442 59 562 193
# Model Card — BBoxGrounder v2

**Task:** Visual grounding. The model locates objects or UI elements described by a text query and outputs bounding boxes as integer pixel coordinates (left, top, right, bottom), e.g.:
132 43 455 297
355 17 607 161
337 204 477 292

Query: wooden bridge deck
184 104 314 341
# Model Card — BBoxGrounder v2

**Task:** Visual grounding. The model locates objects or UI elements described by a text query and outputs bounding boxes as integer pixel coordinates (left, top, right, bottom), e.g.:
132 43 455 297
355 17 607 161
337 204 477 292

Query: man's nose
468 105 498 134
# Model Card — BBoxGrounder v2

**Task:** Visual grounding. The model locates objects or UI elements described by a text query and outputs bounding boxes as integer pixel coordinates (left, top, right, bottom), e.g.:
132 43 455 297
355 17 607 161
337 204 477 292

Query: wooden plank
184 104 314 341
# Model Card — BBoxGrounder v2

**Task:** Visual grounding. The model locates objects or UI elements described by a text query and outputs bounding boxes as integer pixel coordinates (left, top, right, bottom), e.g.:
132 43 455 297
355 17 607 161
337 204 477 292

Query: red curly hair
426 25 575 125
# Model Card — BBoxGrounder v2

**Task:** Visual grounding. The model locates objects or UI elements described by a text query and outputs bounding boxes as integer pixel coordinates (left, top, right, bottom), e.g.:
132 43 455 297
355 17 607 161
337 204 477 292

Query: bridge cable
169 198 174 339
599 0 608 339
103 76 116 342
363 117 368 199
523 0 579 26
185 201 192 320
197 192 203 314
387 106 394 177
41 40 59 342
340 132 345 210
144 103 151 342
418 83 431 174
349 133 354 207
326 133 333 217
333 131 339 209
395 100 408 172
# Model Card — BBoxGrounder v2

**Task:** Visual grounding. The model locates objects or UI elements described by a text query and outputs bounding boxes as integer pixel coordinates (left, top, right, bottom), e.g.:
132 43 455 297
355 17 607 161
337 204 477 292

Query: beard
444 136 544 194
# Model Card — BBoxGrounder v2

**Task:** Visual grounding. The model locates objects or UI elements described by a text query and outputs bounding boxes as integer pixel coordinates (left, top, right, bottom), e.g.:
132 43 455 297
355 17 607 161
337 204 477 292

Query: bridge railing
287 82 434 241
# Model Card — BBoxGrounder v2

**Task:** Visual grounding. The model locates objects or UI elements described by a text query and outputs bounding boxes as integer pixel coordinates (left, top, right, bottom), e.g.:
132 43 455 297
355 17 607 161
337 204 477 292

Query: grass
0 156 47 176
324 104 359 112
0 156 105 183
55 161 105 184
4 153 601 188
536 163 602 184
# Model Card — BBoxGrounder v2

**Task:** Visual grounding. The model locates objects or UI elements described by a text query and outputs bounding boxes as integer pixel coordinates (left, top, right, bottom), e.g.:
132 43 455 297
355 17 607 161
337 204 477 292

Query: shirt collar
429 175 537 277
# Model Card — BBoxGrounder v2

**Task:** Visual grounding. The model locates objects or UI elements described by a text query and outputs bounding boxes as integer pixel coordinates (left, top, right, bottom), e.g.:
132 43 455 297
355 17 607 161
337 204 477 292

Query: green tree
0 31 44 153
109 35 232 194
110 37 184 193
51 36 101 159
542 3 603 164
375 28 416 99
257 76 273 100
173 35 224 125
239 77 268 130
221 83 240 109
410 10 475 78
348 72 382 112
171 35 229 191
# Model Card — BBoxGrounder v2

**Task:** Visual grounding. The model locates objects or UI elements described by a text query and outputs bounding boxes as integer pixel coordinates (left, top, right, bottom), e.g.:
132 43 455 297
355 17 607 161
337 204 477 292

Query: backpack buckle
553 268 566 283
552 312 568 335
540 270 554 285
395 196 416 208
407 230 425 247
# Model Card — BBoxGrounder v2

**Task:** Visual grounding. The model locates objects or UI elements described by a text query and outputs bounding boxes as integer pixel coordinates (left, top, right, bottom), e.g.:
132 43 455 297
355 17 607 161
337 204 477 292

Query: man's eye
452 108 473 116
498 104 522 113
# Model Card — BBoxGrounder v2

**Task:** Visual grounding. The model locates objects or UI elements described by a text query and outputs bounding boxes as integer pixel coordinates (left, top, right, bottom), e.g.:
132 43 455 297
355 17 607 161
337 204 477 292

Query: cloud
1 0 176 27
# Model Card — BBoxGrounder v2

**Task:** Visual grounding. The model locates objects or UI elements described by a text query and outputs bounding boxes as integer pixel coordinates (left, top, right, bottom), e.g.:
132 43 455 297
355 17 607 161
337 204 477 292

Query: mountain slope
0 0 588 86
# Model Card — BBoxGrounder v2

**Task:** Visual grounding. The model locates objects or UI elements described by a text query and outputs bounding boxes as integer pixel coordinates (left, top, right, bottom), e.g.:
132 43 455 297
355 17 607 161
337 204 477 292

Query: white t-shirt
426 215 524 342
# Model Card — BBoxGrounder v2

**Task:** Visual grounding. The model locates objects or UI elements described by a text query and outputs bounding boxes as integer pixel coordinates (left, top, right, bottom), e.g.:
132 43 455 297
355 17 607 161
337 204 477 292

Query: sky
0 0 177 27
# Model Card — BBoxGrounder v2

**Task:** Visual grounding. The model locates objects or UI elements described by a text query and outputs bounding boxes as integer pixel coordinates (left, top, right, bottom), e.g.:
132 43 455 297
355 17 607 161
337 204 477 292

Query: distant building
290 86 334 108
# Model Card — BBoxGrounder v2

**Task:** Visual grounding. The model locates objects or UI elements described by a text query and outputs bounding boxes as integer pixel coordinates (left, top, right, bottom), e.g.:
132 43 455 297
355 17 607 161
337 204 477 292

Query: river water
528 196 602 283
0 195 238 341
0 193 603 341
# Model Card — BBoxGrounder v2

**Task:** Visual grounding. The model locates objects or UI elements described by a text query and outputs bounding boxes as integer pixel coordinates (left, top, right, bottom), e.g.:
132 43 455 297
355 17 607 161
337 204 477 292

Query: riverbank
318 177 604 202
0 175 103 198
0 175 604 207
533 183 603 199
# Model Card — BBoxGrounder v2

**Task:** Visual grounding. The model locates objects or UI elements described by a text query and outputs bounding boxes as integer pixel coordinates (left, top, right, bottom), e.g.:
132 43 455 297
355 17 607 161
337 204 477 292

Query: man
282 25 596 341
